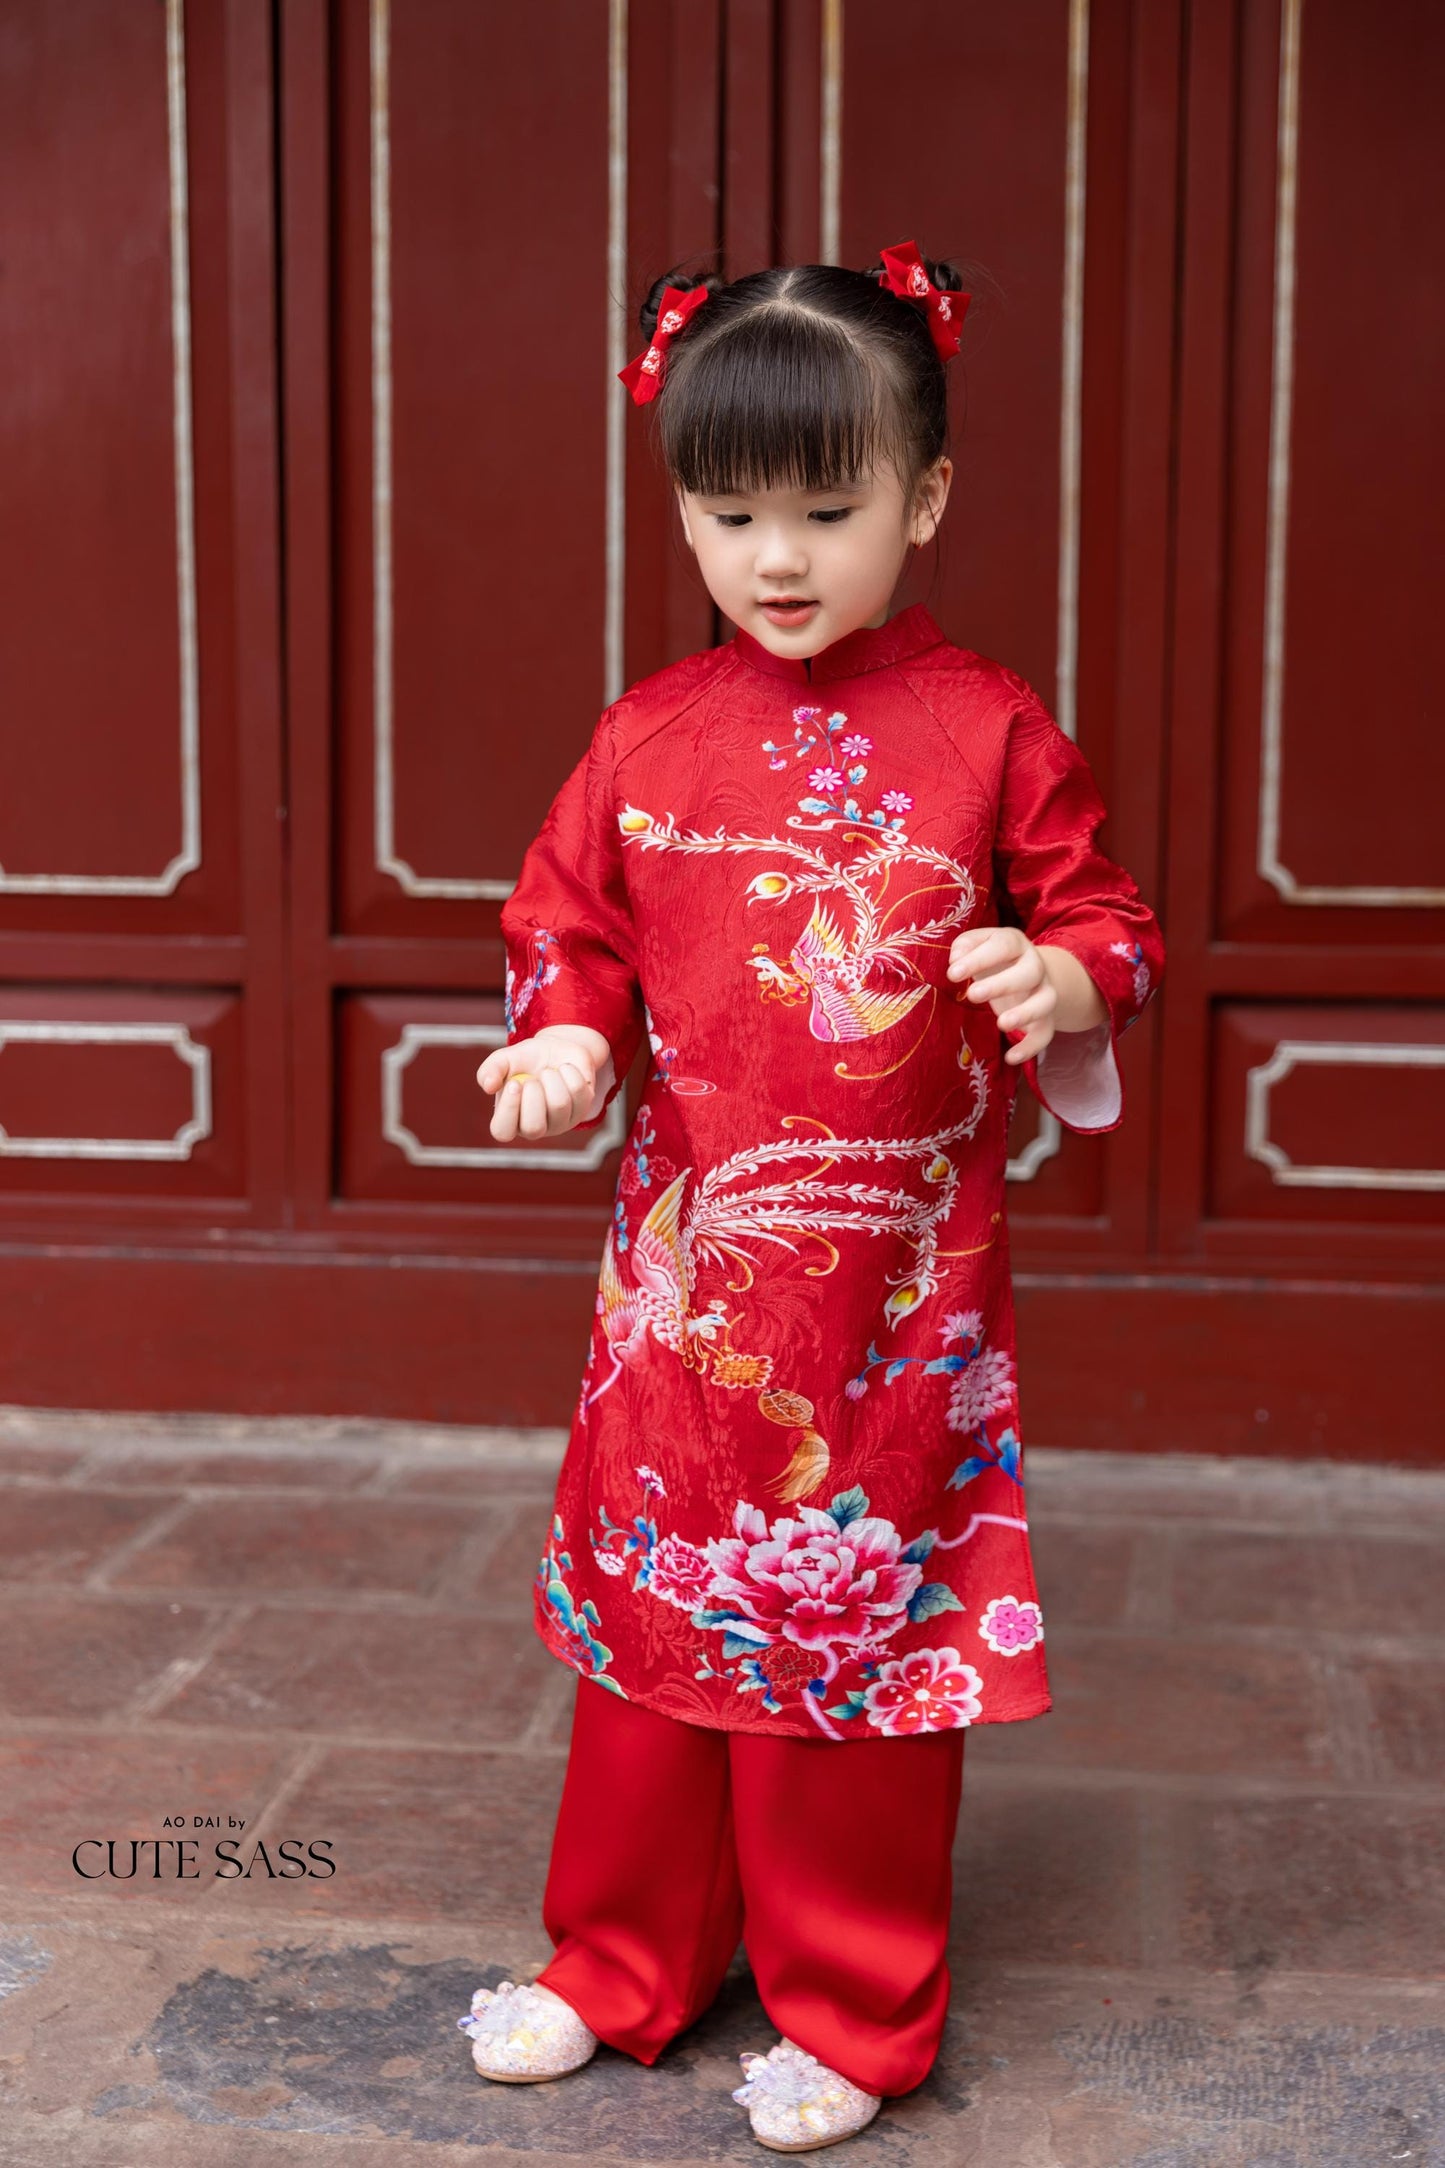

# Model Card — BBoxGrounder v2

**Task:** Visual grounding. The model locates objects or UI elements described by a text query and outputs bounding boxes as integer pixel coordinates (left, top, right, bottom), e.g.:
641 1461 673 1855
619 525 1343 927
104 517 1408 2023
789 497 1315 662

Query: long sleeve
501 704 644 1126
993 687 1165 1135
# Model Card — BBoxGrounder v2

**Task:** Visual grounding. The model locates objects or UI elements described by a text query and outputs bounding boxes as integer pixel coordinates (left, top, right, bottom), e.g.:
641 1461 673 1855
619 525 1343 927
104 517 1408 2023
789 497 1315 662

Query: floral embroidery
687 1487 965 1736
808 765 845 794
979 1594 1044 1656
645 1530 712 1611
535 1514 626 1694
759 704 914 834
701 1495 922 1652
618 1107 674 1198
592 1505 657 1581
1109 937 1152 1022
636 1463 667 1498
845 1301 979 1400
861 1646 984 1733
503 928 559 1034
937 1311 1022 1489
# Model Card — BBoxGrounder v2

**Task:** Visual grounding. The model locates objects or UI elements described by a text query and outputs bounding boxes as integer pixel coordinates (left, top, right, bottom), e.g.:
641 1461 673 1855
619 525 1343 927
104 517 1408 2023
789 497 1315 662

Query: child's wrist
1033 944 1108 1034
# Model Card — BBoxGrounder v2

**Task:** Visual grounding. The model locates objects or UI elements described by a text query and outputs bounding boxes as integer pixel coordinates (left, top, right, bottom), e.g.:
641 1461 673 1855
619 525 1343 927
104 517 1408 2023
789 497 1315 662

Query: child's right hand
477 1025 614 1143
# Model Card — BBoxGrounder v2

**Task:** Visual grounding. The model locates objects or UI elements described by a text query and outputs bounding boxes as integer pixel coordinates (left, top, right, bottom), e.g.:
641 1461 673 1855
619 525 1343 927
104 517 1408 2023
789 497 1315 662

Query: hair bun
639 267 725 341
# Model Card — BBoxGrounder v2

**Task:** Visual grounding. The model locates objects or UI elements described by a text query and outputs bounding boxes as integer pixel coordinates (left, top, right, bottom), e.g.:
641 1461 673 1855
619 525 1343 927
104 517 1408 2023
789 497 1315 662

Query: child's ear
675 488 696 553
912 457 953 546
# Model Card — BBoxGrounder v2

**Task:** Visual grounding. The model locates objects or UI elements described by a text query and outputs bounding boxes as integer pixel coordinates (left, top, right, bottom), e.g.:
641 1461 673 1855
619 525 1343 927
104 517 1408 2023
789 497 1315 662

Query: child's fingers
946 929 1019 982
538 1065 577 1129
554 1060 595 1124
1003 1022 1052 1065
488 1071 531 1142
515 1075 551 1141
477 1047 517 1093
994 989 1054 1031
478 1044 543 1096
965 958 1037 1003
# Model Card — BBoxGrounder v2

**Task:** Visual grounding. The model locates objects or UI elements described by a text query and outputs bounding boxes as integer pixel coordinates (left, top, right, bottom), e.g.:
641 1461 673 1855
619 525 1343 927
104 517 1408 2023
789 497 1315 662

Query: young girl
461 242 1165 2153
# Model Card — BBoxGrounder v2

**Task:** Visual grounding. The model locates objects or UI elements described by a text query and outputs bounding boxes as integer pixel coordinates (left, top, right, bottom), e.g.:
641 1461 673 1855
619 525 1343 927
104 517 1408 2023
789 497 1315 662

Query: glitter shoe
457 1978 599 2082
732 2038 883 2151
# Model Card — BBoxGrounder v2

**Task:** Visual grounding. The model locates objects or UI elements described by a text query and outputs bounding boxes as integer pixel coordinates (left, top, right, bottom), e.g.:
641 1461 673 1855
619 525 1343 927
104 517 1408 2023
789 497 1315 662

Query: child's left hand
946 926 1057 1065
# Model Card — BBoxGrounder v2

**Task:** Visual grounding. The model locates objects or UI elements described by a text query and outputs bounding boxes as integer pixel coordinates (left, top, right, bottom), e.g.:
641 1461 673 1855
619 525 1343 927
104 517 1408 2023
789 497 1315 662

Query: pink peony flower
702 1501 922 1651
863 1646 983 1734
946 1346 1017 1433
644 1532 714 1612
807 766 845 794
978 1594 1044 1656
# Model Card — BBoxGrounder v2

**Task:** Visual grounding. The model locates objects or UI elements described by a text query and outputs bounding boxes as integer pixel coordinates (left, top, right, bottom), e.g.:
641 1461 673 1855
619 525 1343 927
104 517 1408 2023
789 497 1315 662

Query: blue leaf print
900 1529 937 1564
847 765 867 785
722 1632 763 1659
883 1360 909 1384
825 1702 864 1721
799 796 832 815
947 1456 991 1490
827 1484 870 1526
907 1583 967 1623
998 1428 1022 1481
691 1606 746 1629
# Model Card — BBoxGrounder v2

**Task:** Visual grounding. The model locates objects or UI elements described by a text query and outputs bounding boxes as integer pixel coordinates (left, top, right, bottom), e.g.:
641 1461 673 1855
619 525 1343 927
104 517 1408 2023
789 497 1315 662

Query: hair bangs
661 307 902 497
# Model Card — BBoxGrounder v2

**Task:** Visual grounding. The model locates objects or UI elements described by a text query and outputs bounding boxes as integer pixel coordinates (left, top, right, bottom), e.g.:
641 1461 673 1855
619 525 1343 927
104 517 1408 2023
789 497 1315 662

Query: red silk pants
533 1675 967 2097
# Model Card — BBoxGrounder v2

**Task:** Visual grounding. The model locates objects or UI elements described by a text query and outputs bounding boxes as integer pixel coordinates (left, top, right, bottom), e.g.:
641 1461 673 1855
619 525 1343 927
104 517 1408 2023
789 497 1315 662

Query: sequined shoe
458 1978 598 2082
732 2038 883 2151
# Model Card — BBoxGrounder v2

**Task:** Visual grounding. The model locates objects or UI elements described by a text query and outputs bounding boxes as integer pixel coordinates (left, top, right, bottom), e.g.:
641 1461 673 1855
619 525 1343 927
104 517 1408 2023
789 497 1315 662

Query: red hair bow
618 282 711 404
878 240 970 361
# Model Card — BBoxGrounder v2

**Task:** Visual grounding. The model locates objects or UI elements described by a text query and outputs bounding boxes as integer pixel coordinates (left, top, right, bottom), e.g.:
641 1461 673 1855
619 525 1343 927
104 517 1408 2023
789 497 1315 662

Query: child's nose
753 525 809 579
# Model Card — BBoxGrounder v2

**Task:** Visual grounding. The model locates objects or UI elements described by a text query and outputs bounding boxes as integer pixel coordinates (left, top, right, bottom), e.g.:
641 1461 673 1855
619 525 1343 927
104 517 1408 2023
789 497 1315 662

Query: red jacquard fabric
502 603 1166 1740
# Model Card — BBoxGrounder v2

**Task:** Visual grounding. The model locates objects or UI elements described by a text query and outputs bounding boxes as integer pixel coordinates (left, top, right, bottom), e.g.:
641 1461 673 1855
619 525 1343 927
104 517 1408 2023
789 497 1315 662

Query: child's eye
809 508 853 524
712 513 752 528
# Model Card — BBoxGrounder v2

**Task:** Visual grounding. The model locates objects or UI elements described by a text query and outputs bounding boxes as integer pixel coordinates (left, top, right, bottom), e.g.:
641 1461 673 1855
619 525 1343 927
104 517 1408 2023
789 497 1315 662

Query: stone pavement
0 1407 1441 2167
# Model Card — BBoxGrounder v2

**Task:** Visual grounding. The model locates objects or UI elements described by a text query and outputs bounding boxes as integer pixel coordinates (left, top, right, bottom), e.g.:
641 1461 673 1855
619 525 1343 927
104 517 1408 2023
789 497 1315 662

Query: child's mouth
759 599 820 627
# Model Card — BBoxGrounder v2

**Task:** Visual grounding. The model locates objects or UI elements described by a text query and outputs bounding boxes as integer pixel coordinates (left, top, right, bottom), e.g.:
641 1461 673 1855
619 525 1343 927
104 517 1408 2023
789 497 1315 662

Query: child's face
676 456 951 658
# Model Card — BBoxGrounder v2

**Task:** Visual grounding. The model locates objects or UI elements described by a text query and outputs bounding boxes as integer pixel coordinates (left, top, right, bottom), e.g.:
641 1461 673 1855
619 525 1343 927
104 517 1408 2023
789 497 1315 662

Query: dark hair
636 255 968 502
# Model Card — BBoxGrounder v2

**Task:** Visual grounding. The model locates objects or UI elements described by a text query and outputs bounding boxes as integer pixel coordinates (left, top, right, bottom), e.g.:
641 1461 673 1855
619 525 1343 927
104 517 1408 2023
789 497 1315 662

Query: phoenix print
618 804 977 1079
588 1084 991 1502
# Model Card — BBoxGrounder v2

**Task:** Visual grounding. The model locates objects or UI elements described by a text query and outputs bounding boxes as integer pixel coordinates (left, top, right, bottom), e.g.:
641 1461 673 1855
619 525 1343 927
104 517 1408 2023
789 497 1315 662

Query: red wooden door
1 0 1438 1453
0 0 288 1384
1159 0 1445 1452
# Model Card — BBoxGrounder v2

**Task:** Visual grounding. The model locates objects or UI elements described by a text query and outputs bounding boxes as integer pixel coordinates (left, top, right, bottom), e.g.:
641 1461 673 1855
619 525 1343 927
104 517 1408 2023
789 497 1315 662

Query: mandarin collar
729 602 945 684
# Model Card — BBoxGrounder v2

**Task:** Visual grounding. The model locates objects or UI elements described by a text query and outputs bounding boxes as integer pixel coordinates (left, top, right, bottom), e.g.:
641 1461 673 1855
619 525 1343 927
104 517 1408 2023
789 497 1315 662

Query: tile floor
0 1409 1441 2166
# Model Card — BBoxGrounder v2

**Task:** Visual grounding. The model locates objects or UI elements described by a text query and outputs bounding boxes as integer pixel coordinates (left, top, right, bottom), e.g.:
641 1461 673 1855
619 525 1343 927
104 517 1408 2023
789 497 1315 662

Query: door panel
0 0 286 1251
1164 0 1445 1323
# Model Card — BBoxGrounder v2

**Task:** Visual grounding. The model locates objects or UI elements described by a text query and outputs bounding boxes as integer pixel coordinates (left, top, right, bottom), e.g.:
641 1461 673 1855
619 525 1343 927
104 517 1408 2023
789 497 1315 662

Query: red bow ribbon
618 283 711 404
878 240 970 361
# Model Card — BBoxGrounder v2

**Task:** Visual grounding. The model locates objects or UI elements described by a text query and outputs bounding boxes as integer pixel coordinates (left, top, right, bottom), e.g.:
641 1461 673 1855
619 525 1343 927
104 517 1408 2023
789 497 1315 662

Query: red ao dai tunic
502 604 1165 1742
